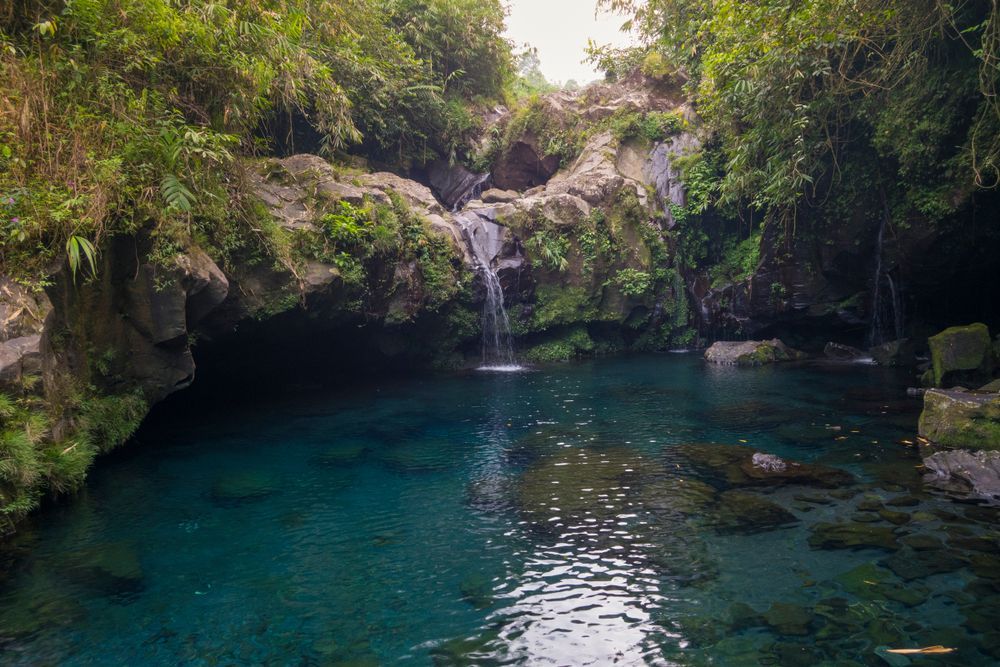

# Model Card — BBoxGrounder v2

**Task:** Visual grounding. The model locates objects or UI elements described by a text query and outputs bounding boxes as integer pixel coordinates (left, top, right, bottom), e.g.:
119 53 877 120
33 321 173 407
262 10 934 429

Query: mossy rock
927 322 993 387
704 339 806 366
918 389 1000 450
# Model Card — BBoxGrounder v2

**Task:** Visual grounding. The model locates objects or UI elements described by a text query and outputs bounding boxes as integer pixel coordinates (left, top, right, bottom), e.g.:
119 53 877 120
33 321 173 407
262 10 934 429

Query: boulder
808 522 901 551
926 323 994 387
704 339 806 366
0 335 41 389
919 388 1000 449
824 342 868 361
923 449 1000 500
426 159 489 210
480 188 520 204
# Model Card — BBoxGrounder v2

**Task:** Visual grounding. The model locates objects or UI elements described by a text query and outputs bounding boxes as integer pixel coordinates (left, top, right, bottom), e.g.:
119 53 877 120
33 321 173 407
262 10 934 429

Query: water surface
2 354 998 665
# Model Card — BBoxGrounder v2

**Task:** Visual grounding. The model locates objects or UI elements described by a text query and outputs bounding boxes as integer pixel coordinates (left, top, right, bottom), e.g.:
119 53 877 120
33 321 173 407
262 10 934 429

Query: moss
523 327 595 363
927 323 993 387
919 389 1000 450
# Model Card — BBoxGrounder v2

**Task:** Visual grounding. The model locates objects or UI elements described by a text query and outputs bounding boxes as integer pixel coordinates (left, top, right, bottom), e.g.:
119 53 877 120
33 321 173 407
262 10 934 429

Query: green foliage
612 268 652 296
608 109 683 143
65 235 97 282
602 0 1000 230
523 326 596 363
0 0 513 284
527 232 570 272
710 233 761 288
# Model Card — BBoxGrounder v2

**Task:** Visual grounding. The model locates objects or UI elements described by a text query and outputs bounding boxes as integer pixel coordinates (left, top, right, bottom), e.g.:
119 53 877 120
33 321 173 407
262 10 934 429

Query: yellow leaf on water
886 646 955 655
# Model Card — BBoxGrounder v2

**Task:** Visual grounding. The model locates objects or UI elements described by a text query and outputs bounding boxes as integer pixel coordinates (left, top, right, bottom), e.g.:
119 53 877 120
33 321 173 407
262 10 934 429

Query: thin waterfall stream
454 210 521 370
867 199 905 347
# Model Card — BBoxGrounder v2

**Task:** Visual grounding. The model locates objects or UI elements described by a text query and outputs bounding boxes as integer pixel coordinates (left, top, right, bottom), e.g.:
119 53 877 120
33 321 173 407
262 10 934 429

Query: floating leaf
886 646 956 655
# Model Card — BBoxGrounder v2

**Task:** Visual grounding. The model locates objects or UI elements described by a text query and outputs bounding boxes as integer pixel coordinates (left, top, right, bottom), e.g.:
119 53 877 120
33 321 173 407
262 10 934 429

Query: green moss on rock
918 388 1000 450
927 323 994 387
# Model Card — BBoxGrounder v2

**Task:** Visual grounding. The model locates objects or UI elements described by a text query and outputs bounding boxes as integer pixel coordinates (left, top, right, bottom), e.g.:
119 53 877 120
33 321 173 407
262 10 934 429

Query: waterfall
451 172 491 212
867 206 904 347
455 211 521 370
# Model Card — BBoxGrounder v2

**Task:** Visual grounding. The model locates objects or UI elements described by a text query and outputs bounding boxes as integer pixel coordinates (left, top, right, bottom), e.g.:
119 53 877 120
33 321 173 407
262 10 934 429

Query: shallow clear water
2 354 999 665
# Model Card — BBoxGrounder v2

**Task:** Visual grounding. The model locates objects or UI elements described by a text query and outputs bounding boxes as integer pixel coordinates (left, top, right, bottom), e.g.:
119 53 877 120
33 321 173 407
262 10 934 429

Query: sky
503 0 635 85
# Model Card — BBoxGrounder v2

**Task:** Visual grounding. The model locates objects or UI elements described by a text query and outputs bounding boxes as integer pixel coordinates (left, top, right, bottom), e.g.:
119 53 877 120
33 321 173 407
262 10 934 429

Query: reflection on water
0 354 997 665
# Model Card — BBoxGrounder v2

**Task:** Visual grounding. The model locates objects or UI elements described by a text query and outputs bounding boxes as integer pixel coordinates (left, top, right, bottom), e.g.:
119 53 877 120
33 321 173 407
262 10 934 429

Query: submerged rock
711 490 798 535
704 339 806 366
923 449 1000 500
919 389 1000 450
763 602 815 636
210 471 279 505
926 322 994 387
676 443 855 488
808 522 901 551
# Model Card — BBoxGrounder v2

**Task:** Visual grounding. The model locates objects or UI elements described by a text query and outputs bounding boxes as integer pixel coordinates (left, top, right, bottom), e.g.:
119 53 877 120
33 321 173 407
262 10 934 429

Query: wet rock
751 452 786 472
919 389 1000 450
808 522 901 551
927 322 994 387
885 495 921 507
210 471 279 505
869 339 916 367
704 339 806 366
712 490 798 535
923 449 1000 499
795 493 834 505
763 602 814 636
857 495 885 512
825 342 867 361
426 159 489 210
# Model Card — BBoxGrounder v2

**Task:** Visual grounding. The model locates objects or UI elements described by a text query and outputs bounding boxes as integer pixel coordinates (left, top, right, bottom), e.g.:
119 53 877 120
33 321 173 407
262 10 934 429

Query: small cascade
867 211 905 347
454 211 521 370
451 172 491 212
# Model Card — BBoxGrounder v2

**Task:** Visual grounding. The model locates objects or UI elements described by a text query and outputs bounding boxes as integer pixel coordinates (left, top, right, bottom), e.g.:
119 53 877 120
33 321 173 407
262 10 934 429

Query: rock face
704 339 805 366
924 449 1000 500
0 278 51 394
926 323 994 387
823 342 867 361
869 338 915 367
919 389 1000 450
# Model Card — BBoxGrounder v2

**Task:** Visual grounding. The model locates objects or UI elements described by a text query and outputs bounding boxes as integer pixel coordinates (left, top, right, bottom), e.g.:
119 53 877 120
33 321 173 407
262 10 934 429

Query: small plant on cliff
527 232 570 272
612 269 653 297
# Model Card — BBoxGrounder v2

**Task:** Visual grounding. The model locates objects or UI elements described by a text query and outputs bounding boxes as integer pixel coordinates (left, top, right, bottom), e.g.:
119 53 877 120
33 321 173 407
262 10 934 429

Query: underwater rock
882 548 965 581
728 602 764 631
878 509 911 526
926 323 994 387
834 563 930 608
901 534 944 551
459 573 495 610
919 389 1000 450
704 339 806 366
808 522 901 552
711 490 798 535
923 449 1000 500
210 471 279 505
676 443 855 489
762 602 815 636
311 441 367 466
62 541 145 599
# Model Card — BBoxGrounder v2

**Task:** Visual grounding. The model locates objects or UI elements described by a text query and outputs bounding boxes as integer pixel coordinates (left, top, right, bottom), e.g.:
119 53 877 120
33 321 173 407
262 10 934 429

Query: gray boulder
704 339 806 366
924 449 1000 501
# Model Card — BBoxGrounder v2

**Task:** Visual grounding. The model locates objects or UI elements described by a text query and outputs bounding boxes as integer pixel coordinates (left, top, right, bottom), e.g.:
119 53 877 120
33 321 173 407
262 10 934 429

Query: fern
160 173 195 212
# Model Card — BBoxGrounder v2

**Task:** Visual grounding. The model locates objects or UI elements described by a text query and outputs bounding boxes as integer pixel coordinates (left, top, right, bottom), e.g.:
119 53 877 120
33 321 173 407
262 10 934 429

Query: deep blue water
1 354 998 665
